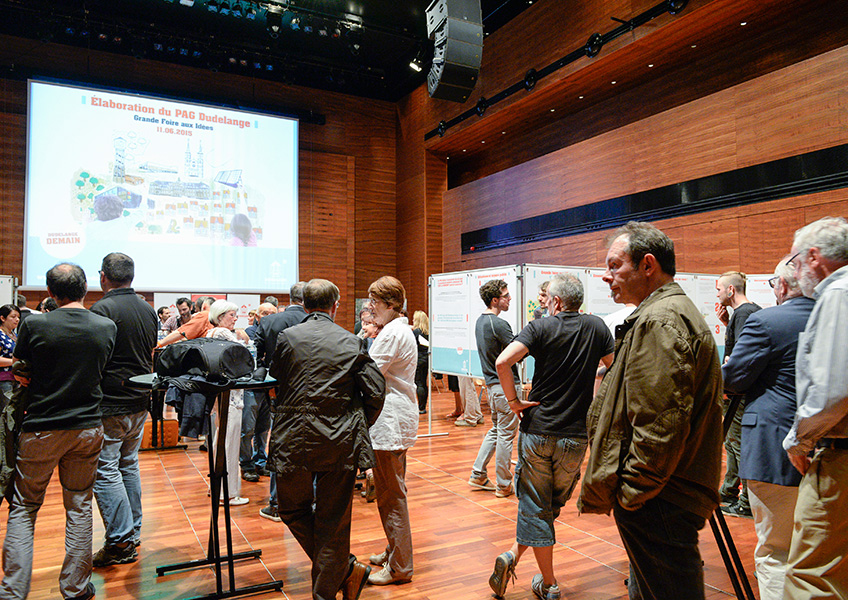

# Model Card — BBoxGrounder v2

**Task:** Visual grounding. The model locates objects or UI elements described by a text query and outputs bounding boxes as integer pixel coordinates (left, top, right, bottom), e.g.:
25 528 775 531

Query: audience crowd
2 216 847 600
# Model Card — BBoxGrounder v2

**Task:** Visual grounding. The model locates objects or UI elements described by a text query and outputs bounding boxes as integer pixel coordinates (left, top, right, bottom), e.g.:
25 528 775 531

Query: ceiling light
266 6 283 37
691 44 697 48
578 95 584 99
501 131 506 134
481 140 485 144
740 21 747 26
550 108 555 112
611 80 616 84
648 63 654 67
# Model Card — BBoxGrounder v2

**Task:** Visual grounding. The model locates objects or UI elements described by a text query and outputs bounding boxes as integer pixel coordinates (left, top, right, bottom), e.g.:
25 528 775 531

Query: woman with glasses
364 276 418 586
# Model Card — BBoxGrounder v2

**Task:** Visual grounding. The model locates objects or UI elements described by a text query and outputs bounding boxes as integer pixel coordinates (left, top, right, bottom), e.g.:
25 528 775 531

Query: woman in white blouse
365 276 419 586
206 300 251 506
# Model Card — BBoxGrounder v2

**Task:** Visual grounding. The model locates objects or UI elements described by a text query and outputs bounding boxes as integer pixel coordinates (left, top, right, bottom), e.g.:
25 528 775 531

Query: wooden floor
15 390 759 600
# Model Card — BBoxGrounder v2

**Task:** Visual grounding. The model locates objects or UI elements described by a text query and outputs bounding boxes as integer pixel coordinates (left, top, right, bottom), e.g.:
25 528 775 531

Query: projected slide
25 80 298 292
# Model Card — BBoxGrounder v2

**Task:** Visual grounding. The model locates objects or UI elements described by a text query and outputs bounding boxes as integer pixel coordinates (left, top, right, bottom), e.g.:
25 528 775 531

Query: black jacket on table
268 311 385 474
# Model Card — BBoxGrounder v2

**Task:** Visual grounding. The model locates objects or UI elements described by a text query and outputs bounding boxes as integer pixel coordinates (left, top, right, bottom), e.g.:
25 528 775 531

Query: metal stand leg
156 391 284 599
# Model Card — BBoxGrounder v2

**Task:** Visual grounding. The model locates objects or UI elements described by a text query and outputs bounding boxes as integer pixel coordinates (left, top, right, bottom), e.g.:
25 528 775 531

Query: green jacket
578 282 723 520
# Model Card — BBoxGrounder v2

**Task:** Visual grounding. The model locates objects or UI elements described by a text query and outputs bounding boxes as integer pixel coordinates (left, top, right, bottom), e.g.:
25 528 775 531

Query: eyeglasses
768 276 779 289
499 293 511 299
787 249 805 269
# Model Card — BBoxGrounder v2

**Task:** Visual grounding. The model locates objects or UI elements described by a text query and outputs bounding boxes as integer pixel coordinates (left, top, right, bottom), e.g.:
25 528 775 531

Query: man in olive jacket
578 222 723 600
269 279 385 600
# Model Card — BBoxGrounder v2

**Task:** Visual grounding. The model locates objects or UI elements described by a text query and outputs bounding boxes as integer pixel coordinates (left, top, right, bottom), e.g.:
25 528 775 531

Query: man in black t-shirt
715 271 761 517
487 274 614 600
467 279 520 497
2 263 116 600
90 253 158 567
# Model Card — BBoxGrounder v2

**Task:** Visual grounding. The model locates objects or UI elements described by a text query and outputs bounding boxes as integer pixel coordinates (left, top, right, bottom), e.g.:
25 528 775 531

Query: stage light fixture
219 1 232 15
206 0 219 12
409 59 422 72
245 3 257 19
231 2 244 17
290 17 300 30
179 0 195 5
266 6 283 37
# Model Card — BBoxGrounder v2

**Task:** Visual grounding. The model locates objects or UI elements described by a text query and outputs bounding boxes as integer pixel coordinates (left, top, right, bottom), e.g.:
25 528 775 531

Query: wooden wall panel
443 44 848 277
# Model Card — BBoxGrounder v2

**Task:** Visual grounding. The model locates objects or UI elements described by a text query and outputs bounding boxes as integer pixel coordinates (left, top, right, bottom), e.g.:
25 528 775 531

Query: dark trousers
614 496 707 600
276 469 356 600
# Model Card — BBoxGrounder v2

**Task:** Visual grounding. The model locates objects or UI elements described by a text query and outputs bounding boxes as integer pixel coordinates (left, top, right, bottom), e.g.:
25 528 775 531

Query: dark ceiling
0 0 532 101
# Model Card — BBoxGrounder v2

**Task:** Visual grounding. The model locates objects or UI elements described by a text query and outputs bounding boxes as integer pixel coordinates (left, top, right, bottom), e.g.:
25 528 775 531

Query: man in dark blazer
722 257 815 600
255 281 307 368
254 281 308 520
269 279 385 600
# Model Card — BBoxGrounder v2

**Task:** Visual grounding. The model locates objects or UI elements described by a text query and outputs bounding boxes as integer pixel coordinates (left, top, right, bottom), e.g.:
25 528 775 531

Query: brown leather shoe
342 561 371 600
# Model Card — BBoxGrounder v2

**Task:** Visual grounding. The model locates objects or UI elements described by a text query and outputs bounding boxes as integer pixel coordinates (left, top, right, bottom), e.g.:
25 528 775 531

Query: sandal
445 411 462 419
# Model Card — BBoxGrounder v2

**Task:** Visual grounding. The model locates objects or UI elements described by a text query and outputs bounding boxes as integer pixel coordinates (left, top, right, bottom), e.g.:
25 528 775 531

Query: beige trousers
372 449 413 579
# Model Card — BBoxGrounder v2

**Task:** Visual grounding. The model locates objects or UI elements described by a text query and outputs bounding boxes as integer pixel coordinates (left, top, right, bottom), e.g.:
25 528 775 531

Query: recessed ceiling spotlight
462 149 467 152
578 95 584 99
648 63 654 67
740 21 747 26
501 131 506 134
611 81 616 84
691 44 697 48
550 108 555 112
481 140 485 144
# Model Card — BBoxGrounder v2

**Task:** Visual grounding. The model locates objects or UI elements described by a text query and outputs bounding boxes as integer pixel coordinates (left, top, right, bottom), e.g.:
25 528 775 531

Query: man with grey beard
782 216 848 599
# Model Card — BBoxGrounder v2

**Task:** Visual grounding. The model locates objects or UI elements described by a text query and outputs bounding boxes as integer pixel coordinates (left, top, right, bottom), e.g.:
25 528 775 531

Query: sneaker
342 560 371 600
223 496 250 506
367 565 411 586
468 474 496 491
476 416 485 425
242 470 260 482
368 550 388 567
256 466 272 477
259 505 282 522
495 483 514 498
721 501 753 519
92 543 138 567
455 418 477 427
531 574 560 600
488 551 517 598
67 581 96 600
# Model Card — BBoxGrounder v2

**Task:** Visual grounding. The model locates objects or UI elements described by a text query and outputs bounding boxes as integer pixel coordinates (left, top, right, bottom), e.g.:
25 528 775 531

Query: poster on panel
467 267 521 378
522 265 589 382
524 265 588 322
694 275 726 357
746 274 777 310
430 272 472 376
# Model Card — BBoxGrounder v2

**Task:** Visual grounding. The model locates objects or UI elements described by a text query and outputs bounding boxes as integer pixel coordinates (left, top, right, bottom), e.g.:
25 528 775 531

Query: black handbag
155 337 254 382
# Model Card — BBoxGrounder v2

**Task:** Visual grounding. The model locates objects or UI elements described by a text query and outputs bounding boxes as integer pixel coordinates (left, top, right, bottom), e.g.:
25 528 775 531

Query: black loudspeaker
425 0 483 103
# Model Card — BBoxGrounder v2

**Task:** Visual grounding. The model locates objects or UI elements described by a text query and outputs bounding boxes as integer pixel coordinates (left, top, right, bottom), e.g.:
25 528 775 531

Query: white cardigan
368 317 419 451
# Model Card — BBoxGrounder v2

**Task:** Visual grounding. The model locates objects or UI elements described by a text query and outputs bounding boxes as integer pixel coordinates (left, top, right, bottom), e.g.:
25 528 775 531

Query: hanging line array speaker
425 0 483 103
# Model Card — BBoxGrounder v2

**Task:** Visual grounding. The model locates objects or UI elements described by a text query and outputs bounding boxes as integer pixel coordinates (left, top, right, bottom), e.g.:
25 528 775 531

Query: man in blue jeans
489 274 613 600
90 253 158 566
468 279 520 497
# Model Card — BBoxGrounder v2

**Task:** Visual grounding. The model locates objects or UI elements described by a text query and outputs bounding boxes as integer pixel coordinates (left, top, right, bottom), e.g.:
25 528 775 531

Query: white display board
431 263 745 383
746 274 777 310
0 276 14 306
430 266 521 378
